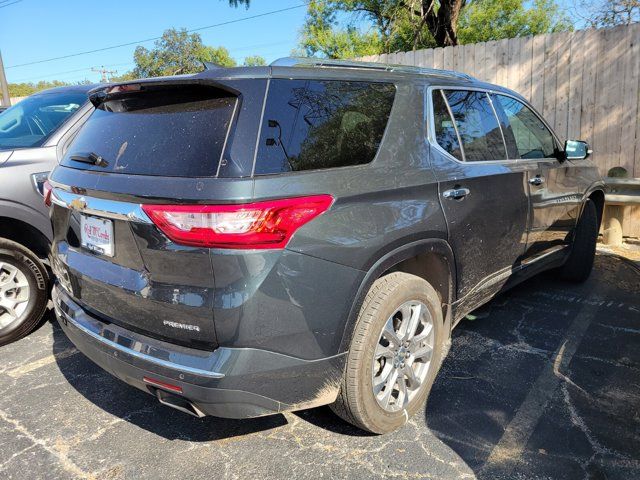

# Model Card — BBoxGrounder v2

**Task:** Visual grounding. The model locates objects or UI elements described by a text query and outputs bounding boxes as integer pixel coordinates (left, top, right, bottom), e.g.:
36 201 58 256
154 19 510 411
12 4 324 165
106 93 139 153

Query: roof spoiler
87 78 241 107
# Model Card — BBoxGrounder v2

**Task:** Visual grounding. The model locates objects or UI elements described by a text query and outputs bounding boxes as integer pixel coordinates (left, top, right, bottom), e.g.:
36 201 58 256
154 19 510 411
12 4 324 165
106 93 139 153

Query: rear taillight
43 180 53 207
142 195 333 249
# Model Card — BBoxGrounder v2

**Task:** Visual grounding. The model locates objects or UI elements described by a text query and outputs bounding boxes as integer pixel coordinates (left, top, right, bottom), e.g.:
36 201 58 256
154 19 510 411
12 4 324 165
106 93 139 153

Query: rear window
62 86 236 177
255 80 395 174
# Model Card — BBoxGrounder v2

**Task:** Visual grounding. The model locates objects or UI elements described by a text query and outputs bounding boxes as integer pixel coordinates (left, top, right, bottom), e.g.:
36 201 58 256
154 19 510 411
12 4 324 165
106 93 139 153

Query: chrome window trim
49 186 152 224
426 85 563 166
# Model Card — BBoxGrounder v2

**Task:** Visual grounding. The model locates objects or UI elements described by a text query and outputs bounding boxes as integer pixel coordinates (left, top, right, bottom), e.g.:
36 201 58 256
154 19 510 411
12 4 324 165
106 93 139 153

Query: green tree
107 71 139 83
299 0 574 57
243 55 267 66
458 0 573 44
299 0 383 58
200 45 237 67
300 0 468 50
8 83 39 97
8 80 77 97
132 28 235 78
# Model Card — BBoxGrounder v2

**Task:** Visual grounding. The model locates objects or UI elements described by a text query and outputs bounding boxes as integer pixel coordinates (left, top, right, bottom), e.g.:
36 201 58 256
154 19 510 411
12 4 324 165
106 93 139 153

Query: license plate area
80 214 114 257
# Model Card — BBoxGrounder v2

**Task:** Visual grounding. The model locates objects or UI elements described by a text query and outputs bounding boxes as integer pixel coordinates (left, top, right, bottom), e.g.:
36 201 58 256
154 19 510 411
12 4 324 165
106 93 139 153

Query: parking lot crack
5 348 79 379
479 291 600 478
0 444 37 472
0 407 96 480
561 382 629 479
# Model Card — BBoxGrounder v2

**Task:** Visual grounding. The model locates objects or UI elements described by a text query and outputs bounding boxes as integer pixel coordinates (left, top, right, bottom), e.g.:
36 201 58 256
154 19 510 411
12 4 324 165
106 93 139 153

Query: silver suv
0 85 98 345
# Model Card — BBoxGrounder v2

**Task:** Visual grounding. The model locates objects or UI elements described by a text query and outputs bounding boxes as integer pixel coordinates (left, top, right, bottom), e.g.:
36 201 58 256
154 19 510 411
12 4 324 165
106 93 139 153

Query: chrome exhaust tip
155 389 206 418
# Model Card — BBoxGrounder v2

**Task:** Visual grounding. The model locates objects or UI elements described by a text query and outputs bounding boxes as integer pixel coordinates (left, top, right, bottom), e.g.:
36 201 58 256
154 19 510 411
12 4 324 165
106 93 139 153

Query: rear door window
441 90 507 161
255 80 395 174
61 85 237 177
493 94 556 159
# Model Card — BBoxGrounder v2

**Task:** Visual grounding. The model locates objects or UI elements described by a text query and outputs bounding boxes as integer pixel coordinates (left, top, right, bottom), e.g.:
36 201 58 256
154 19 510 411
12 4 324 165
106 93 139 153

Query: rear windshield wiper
69 152 108 168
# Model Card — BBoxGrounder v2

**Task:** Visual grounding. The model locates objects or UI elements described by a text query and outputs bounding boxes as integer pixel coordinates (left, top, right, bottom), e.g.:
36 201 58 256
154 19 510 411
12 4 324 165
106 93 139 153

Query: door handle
443 187 470 200
529 175 545 186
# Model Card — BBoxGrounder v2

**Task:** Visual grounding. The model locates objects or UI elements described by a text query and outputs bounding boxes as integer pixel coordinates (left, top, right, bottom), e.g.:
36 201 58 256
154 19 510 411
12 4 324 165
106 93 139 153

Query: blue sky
1 0 580 85
0 0 309 84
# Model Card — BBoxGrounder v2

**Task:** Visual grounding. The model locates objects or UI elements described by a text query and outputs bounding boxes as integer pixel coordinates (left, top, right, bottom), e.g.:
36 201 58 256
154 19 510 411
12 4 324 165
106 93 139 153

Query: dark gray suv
48 58 604 434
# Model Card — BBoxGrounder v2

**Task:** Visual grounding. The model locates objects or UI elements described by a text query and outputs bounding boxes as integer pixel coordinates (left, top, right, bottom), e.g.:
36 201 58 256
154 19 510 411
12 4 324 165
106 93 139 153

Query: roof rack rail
270 57 474 81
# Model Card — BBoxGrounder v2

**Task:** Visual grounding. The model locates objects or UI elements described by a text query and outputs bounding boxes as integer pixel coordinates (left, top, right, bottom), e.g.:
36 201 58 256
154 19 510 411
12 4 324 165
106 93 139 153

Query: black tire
560 199 598 282
0 238 49 347
331 272 444 434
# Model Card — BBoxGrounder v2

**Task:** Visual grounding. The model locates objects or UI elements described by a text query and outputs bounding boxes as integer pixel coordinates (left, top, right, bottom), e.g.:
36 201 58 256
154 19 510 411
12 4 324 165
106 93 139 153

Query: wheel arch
0 216 51 260
339 238 456 353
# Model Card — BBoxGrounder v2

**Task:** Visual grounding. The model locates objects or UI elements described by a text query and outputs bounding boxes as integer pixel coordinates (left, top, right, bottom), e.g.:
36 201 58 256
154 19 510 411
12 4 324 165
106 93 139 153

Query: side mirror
564 140 591 160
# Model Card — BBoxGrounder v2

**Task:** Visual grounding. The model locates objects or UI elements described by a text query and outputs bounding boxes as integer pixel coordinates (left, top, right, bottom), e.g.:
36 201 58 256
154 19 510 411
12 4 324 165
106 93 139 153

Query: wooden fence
361 23 640 238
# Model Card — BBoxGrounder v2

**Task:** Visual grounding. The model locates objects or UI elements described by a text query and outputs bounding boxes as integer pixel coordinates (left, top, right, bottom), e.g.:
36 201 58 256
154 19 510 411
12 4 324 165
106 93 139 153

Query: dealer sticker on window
80 215 114 257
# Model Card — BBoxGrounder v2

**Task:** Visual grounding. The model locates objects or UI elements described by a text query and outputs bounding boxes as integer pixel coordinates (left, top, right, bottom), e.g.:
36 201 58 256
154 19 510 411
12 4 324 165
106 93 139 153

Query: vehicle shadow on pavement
426 253 640 479
50 319 288 442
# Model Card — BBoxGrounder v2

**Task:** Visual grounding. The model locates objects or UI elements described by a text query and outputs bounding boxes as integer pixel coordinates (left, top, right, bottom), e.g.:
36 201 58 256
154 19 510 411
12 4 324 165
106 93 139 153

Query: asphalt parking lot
1 252 639 480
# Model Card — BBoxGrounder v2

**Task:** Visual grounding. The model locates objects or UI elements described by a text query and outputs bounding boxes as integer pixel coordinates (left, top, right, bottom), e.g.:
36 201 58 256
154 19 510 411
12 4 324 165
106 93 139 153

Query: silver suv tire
0 238 49 346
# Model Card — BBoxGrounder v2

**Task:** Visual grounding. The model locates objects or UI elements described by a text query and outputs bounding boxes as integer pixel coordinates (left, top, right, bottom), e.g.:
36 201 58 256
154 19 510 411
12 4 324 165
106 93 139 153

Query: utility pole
91 66 117 83
0 50 10 107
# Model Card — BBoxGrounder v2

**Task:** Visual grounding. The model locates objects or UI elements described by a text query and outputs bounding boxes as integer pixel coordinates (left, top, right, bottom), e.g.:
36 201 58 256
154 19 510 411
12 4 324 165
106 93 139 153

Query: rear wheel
0 239 49 347
331 272 444 434
559 199 598 282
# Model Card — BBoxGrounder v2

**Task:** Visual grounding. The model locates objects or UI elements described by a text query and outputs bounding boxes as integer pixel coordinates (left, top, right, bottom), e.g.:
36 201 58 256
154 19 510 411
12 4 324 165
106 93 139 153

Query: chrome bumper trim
52 286 225 379
50 187 151 223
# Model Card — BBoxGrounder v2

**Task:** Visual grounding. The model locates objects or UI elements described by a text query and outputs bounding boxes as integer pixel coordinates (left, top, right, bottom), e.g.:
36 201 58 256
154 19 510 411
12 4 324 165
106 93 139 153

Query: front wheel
0 239 49 346
331 272 444 434
559 199 598 282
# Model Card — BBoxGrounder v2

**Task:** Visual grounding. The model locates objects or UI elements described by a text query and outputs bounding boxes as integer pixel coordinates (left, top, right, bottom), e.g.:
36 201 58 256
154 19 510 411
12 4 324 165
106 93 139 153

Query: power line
0 0 22 9
9 39 290 83
91 66 118 82
7 3 308 69
11 62 134 83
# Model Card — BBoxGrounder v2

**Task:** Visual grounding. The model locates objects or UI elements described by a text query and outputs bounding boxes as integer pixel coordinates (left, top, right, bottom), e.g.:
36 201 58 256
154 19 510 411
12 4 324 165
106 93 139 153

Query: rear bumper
52 284 345 419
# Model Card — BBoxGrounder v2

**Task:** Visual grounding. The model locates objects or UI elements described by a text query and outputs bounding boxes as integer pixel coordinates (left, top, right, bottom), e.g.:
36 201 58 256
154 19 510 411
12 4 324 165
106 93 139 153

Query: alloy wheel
0 261 30 329
372 300 434 412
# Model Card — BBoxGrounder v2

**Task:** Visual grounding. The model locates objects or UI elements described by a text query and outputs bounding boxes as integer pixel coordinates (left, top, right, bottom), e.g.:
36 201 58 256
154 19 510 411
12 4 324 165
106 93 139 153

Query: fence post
603 167 628 246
